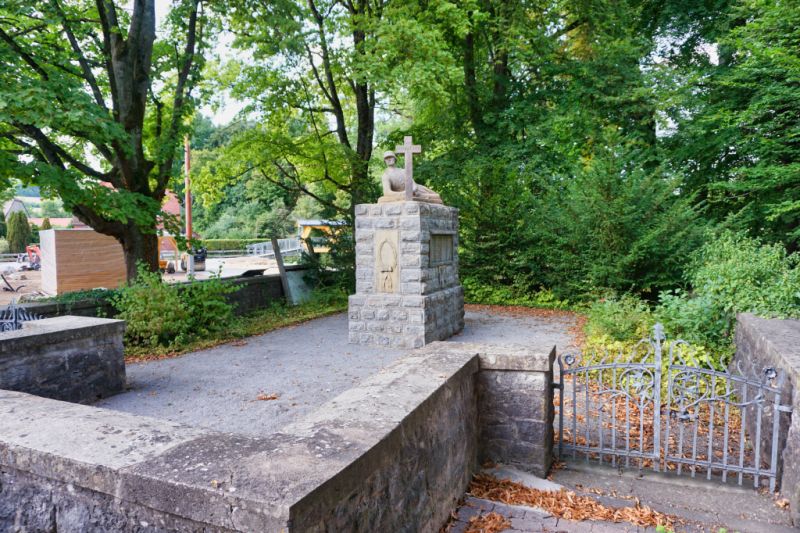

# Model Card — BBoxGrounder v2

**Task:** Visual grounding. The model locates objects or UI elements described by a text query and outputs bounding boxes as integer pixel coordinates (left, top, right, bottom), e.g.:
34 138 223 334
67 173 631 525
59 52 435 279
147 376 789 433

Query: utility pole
184 135 194 276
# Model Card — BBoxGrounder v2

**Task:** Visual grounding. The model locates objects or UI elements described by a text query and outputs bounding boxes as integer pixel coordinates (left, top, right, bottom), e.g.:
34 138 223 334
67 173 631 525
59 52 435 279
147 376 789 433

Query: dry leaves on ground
469 474 675 529
776 498 790 509
256 393 279 401
465 512 512 533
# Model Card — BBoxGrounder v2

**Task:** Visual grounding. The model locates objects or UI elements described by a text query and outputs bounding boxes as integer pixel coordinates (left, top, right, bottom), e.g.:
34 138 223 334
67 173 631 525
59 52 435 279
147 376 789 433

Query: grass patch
124 292 347 363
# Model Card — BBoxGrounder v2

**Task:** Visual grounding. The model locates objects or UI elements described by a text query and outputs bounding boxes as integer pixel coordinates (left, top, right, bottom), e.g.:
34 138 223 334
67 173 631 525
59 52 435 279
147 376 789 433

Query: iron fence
555 324 792 491
0 299 42 333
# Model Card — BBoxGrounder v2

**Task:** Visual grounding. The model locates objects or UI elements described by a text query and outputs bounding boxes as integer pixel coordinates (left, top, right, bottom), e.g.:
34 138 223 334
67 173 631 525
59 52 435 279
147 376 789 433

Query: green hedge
199 238 268 251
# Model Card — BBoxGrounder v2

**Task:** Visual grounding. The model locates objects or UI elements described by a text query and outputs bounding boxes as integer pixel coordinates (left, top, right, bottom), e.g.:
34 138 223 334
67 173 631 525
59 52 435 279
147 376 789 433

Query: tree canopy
0 0 211 278
1 0 797 297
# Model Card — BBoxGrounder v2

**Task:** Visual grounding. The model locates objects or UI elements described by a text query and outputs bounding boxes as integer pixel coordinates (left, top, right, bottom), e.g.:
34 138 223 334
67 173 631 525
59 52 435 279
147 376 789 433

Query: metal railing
0 300 42 333
555 323 792 491
246 238 303 258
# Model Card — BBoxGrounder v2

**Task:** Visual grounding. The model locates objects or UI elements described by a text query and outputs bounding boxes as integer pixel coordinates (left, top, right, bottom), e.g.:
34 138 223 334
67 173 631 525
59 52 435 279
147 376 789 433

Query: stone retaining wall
734 313 800 524
20 266 312 319
0 342 555 532
0 316 125 404
477 345 556 477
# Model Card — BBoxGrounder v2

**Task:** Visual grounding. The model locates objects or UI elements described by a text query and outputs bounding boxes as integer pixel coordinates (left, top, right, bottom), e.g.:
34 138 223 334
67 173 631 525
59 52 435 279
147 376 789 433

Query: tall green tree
0 0 211 279
6 210 31 253
664 0 800 250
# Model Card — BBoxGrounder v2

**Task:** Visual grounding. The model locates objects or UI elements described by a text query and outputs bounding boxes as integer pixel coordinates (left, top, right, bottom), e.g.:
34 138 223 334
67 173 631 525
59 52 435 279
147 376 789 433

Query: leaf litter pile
464 512 511 533
469 474 676 529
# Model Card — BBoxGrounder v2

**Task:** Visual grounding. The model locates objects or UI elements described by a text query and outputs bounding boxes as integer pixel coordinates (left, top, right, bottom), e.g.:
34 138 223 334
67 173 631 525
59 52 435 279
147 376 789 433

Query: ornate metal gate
0 299 42 332
555 324 792 491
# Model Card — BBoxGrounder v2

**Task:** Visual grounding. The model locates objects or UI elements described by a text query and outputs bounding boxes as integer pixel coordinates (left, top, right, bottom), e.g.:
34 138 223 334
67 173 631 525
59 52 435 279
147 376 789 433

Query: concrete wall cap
0 315 125 354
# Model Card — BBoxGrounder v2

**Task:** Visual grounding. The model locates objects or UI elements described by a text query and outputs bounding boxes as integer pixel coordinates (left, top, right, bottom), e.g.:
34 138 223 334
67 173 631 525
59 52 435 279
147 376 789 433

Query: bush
0 238 8 253
655 230 800 350
6 211 31 253
40 217 52 230
199 238 268 251
180 272 239 338
585 294 652 342
462 276 570 309
111 265 190 347
111 264 239 348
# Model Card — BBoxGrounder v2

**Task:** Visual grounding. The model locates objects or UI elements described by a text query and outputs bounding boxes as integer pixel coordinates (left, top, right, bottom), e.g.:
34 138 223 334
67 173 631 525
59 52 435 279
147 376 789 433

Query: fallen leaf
256 393 279 401
776 498 790 509
465 512 512 533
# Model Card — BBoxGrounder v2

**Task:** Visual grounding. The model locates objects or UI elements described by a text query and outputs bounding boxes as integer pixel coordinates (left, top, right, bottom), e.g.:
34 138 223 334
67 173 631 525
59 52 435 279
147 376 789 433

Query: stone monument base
348 201 464 349
348 286 464 348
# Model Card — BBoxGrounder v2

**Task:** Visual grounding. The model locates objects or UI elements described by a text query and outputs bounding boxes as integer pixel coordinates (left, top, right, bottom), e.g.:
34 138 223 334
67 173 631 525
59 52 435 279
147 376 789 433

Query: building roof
3 198 29 218
29 217 73 228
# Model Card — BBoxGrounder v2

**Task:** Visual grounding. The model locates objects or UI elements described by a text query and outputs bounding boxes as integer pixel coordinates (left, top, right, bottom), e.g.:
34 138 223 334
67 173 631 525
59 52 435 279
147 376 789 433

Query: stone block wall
734 313 800 524
477 345 556 477
0 342 556 532
0 316 126 403
349 201 464 348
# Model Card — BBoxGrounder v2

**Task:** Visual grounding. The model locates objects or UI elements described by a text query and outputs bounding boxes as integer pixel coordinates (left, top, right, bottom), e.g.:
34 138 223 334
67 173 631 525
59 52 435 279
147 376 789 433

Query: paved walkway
95 307 577 436
450 461 794 532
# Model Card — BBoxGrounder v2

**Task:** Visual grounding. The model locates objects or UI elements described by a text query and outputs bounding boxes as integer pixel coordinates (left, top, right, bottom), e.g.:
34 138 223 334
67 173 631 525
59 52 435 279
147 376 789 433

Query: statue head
383 151 397 167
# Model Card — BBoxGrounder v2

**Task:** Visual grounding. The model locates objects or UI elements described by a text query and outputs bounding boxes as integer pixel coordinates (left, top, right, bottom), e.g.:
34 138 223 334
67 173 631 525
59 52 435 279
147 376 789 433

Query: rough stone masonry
348 201 464 348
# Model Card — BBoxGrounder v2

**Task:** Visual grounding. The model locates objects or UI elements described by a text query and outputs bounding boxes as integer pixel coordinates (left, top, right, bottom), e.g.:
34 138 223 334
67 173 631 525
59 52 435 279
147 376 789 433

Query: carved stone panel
375 229 399 293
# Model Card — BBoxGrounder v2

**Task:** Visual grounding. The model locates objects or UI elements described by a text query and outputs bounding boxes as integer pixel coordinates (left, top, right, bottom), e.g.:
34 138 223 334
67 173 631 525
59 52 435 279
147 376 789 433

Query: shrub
111 264 240 348
6 211 31 253
655 230 800 351
462 276 570 309
40 217 52 230
181 272 239 338
199 238 268 251
0 238 8 253
584 294 652 342
111 265 190 347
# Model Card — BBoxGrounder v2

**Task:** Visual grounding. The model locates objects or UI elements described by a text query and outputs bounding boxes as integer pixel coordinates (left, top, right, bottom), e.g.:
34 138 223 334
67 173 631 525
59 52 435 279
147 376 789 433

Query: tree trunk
119 225 159 281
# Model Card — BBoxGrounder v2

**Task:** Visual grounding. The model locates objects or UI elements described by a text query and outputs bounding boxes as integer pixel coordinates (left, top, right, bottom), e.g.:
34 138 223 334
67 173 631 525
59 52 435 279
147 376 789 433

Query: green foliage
111 264 238 348
39 217 52 230
0 211 5 238
111 265 191 348
585 295 652 342
662 0 800 249
6 211 31 253
462 277 569 310
200 238 271 251
180 272 239 338
656 231 800 349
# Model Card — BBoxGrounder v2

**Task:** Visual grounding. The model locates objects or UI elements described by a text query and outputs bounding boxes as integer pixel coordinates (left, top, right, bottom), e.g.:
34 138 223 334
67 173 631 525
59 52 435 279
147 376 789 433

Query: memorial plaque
430 234 454 266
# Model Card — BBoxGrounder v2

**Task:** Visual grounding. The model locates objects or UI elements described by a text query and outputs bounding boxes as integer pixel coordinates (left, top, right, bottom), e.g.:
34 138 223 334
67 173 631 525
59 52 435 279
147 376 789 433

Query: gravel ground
95 307 578 436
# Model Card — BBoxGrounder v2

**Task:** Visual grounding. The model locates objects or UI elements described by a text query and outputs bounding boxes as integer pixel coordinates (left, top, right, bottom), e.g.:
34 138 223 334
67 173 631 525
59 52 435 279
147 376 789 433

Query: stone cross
395 136 421 201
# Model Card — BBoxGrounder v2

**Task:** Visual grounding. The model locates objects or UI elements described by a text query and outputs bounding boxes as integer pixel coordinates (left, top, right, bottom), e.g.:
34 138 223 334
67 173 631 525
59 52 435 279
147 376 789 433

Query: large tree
0 0 210 279
195 0 458 219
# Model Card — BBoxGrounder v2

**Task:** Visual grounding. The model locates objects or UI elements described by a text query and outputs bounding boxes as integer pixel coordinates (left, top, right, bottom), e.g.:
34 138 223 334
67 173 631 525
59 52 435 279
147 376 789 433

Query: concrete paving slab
552 461 796 532
96 308 576 436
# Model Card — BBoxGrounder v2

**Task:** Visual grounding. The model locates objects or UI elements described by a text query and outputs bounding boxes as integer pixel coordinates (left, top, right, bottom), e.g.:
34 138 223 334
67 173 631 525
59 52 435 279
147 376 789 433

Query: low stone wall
20 266 312 319
477 345 556 477
734 313 800 524
0 342 555 532
0 316 125 404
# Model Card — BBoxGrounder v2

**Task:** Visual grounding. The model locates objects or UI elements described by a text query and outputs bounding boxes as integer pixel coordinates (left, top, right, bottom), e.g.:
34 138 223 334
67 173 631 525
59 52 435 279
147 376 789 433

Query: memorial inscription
430 234 454 266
